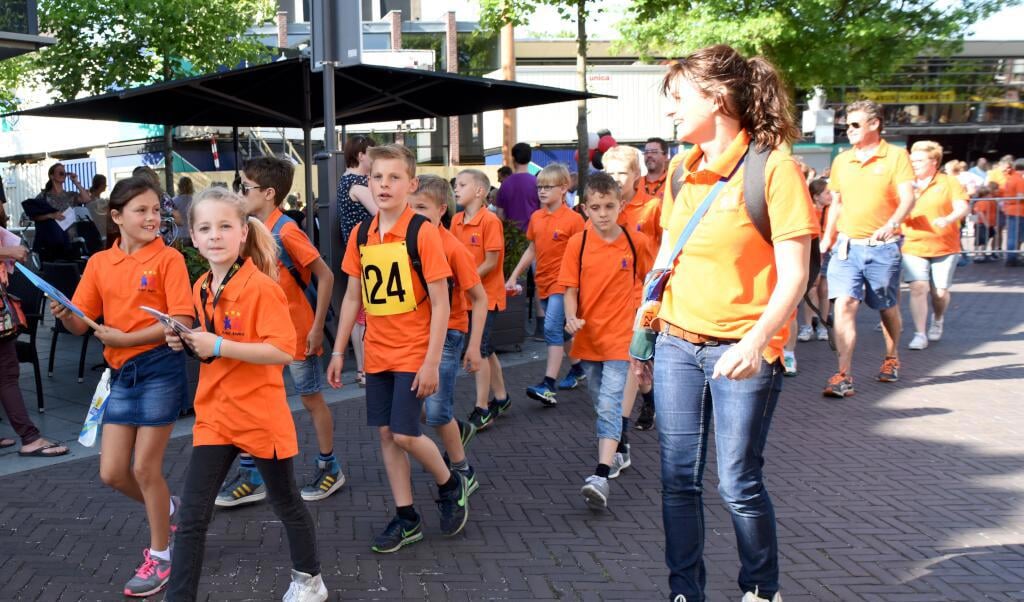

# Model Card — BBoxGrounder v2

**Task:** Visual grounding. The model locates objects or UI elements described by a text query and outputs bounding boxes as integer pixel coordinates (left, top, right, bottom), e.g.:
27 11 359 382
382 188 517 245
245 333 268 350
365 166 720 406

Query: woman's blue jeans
653 333 783 601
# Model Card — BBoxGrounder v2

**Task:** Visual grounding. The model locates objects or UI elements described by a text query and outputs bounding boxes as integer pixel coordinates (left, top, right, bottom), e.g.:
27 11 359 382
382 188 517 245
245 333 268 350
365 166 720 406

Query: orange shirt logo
469 233 481 246
222 309 244 336
551 229 566 241
138 270 158 292
620 257 630 270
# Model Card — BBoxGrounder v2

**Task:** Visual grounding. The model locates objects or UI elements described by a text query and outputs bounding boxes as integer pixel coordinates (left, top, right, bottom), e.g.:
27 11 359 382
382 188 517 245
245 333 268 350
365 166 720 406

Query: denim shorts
365 371 423 436
580 360 628 441
540 294 572 346
424 329 465 427
105 345 186 427
287 354 324 396
827 237 902 310
902 253 958 289
468 309 497 358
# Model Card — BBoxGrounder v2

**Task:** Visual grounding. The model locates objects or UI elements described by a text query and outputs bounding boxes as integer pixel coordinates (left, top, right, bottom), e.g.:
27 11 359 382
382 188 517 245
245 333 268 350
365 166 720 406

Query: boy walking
451 169 511 431
328 144 469 552
505 164 586 405
559 173 651 510
409 175 489 495
218 156 343 507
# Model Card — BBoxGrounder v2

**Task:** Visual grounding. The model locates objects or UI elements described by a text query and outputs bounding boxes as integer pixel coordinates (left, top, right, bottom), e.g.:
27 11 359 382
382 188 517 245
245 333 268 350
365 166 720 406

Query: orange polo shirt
618 189 663 254
451 207 506 311
439 226 481 333
558 225 652 361
265 208 321 360
73 238 193 369
902 173 967 258
191 259 298 459
639 173 667 204
526 204 585 299
343 206 452 374
658 130 819 364
998 170 1024 217
828 139 914 239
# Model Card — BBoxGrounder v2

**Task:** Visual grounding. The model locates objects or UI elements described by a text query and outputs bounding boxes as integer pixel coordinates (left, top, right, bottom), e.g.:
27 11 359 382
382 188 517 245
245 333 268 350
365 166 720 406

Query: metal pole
302 65 315 241
232 126 240 180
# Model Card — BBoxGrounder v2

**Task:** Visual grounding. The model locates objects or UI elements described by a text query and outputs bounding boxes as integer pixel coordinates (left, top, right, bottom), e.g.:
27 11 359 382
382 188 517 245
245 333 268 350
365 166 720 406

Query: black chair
7 269 46 412
41 261 93 384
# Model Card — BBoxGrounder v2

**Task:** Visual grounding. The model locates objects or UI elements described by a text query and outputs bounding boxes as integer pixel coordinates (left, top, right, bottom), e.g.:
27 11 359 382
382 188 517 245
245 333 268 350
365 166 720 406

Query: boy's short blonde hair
458 168 490 192
601 145 640 173
412 174 455 209
537 163 571 187
368 144 416 178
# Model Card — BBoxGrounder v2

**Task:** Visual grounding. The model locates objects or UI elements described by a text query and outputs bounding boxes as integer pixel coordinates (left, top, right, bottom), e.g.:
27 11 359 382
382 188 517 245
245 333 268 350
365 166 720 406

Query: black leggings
165 445 320 601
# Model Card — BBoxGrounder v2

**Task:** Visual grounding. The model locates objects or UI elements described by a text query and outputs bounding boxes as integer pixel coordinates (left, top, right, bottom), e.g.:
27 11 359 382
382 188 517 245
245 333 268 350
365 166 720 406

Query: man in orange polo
992 159 1024 266
821 100 916 398
642 137 669 203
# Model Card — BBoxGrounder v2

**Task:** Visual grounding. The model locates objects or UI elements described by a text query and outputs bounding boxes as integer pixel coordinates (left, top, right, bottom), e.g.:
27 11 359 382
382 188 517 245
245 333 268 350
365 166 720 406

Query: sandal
356 371 366 388
18 441 70 458
0 438 16 449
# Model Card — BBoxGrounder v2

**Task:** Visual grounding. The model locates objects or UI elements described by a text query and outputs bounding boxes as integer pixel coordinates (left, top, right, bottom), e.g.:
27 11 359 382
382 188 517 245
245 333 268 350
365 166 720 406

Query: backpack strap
670 159 686 201
405 213 430 295
621 228 638 283
270 213 308 291
742 143 773 245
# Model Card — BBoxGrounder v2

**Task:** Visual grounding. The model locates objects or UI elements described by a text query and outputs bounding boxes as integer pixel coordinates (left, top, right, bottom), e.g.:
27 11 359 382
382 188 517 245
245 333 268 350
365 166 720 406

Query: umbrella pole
232 126 240 181
304 125 314 241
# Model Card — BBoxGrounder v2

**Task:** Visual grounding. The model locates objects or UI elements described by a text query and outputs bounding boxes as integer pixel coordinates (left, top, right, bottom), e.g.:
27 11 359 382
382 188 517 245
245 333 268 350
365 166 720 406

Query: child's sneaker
215 467 266 508
741 588 783 602
877 356 900 382
635 401 655 431
371 515 423 553
928 319 944 341
168 495 181 543
526 381 558 406
816 325 829 341
822 372 855 398
300 458 346 502
581 475 610 510
609 445 631 479
488 395 512 417
437 472 469 537
796 325 813 341
282 569 328 602
907 332 928 350
557 365 586 390
457 419 477 448
123 549 171 597
457 464 479 497
467 406 494 431
782 352 798 376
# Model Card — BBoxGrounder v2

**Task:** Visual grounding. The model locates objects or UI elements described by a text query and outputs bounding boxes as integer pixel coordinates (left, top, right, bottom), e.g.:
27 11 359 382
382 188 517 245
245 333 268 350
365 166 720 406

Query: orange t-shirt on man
828 139 915 238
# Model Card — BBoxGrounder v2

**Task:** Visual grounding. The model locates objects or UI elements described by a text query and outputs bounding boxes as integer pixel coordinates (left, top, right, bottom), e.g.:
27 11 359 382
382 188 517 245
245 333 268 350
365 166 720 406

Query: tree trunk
575 0 589 196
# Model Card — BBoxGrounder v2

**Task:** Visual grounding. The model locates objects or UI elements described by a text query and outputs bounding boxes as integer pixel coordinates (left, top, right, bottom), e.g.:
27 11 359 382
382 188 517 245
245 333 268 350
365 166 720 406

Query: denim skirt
104 345 186 427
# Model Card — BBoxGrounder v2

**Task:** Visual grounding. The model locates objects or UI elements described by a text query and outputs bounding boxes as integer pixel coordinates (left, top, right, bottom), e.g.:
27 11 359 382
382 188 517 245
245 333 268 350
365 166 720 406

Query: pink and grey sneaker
123 548 171 597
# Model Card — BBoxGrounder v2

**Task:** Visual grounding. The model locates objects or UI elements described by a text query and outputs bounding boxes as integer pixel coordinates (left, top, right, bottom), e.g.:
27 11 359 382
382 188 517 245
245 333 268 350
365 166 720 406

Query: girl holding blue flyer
51 176 193 598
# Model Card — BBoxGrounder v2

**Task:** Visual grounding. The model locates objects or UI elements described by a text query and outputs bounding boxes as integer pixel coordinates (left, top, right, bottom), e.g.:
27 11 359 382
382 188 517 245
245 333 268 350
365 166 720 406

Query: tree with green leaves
618 0 1017 93
480 0 603 190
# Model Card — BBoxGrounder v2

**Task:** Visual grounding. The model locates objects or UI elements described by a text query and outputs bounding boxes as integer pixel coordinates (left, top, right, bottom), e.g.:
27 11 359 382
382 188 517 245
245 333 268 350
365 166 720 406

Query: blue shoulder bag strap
667 157 745 265
270 214 308 291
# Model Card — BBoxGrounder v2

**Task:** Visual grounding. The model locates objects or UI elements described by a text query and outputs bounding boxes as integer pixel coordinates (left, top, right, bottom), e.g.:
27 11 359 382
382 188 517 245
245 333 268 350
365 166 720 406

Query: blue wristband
213 336 223 358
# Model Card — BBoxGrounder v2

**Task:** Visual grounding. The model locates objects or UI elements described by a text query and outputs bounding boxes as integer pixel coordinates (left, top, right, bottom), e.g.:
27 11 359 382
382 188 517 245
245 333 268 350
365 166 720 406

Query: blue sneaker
215 468 265 508
371 515 423 553
557 367 586 390
437 472 469 536
526 381 557 406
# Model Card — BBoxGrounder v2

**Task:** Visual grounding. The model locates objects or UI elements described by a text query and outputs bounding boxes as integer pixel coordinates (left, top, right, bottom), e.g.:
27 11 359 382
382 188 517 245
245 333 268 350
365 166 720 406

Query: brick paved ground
1 261 1023 601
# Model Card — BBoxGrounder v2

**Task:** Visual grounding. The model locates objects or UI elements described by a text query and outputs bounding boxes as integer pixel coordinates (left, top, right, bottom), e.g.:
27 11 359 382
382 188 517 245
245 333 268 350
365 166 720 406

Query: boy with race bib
327 145 470 553
215 156 343 509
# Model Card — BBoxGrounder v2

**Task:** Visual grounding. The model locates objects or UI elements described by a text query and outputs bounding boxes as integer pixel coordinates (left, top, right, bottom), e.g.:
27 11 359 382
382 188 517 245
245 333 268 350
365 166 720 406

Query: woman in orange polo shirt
647 45 817 602
163 188 327 601
902 141 970 350
53 176 193 597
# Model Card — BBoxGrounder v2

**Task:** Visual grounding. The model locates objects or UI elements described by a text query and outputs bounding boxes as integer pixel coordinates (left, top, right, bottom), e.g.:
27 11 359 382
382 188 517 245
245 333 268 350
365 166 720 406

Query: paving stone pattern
1 262 1023 601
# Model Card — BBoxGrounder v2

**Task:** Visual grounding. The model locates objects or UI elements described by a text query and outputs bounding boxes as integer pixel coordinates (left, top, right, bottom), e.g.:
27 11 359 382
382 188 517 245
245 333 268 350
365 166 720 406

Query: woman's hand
0 246 28 262
711 340 763 380
932 216 950 229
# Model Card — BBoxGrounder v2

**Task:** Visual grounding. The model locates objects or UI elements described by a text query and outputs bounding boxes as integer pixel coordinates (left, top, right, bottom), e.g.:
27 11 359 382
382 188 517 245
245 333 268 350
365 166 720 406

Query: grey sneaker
928 319 944 341
581 475 610 510
282 569 328 602
608 445 631 479
300 459 346 502
122 548 171 597
169 495 181 543
215 468 266 508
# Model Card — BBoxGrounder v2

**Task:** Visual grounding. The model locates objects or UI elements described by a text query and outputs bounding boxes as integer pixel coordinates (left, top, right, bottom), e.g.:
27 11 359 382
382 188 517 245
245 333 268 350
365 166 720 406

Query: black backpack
670 144 830 333
575 227 638 318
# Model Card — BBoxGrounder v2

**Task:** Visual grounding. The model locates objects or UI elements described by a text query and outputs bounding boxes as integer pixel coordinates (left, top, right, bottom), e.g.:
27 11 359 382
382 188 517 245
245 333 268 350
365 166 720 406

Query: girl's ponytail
243 216 279 281
745 56 800 150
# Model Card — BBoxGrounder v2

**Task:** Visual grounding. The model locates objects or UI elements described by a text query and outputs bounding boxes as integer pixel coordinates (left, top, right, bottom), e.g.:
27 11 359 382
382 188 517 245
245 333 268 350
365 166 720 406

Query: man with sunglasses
821 100 916 398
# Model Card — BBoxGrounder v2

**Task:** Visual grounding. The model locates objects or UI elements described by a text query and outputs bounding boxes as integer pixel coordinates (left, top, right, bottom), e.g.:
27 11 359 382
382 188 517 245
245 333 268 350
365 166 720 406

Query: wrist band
213 336 224 358
331 351 343 357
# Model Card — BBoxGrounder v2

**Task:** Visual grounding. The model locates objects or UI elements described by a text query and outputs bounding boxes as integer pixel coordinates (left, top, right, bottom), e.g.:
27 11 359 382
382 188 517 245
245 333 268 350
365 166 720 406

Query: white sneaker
608 444 631 479
908 333 928 350
282 570 328 602
816 325 829 341
741 590 783 602
796 325 813 342
782 352 797 376
927 319 944 341
581 475 610 510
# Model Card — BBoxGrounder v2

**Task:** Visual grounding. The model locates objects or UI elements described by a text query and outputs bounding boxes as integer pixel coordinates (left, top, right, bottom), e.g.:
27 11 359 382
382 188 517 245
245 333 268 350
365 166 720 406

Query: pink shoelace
134 549 159 578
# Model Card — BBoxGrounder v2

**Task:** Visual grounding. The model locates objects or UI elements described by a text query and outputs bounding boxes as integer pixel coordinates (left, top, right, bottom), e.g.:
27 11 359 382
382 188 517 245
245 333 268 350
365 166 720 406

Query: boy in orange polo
505 164 586 405
328 144 469 553
451 169 510 432
601 145 659 430
216 156 343 510
558 172 651 510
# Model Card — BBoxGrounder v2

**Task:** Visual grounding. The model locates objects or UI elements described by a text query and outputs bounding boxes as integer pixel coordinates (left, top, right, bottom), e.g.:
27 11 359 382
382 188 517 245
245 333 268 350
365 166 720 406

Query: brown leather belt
662 323 740 347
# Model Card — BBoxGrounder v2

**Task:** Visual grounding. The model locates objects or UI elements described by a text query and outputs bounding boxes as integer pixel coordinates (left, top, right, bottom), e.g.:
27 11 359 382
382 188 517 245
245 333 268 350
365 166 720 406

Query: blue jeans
1006 214 1023 265
826 237 902 310
580 360 628 441
424 329 465 427
653 334 783 601
539 294 571 345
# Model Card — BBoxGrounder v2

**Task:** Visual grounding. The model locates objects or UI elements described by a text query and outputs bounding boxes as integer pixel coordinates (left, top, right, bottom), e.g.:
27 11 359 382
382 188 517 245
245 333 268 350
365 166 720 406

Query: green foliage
617 0 1018 92
0 55 35 113
503 218 530 278
178 244 208 284
35 0 276 101
479 0 600 30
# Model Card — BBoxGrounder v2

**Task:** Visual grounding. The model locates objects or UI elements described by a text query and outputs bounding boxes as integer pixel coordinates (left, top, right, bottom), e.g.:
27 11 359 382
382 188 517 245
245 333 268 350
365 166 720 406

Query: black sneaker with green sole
371 515 424 553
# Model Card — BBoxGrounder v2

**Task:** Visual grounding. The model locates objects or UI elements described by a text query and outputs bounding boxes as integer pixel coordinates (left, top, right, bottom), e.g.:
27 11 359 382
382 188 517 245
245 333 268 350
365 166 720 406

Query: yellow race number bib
359 241 417 316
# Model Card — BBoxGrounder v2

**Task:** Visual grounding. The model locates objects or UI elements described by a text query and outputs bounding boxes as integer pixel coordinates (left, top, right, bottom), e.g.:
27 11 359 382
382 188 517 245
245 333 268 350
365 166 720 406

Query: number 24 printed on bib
359 241 417 316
